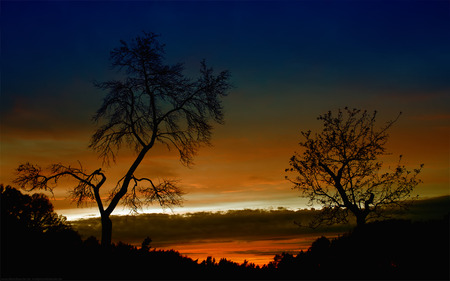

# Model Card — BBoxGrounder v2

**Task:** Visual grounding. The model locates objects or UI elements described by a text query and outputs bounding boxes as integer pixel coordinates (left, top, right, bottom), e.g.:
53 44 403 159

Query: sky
70 196 449 265
1 0 449 222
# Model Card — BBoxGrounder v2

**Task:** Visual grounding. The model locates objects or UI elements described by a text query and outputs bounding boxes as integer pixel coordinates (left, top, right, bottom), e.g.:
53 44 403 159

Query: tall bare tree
286 107 423 227
15 32 231 246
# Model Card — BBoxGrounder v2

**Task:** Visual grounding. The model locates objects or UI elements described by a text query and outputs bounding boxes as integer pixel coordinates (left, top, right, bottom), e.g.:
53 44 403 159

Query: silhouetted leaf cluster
1 184 70 232
1 185 83 278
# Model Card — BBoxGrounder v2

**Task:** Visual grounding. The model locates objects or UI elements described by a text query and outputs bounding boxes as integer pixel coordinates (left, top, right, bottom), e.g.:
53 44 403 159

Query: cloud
70 208 346 247
1 78 100 141
69 195 450 252
394 195 450 221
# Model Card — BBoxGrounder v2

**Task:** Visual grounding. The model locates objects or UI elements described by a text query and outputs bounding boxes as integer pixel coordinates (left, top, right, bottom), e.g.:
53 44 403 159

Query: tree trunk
101 215 112 247
356 213 367 226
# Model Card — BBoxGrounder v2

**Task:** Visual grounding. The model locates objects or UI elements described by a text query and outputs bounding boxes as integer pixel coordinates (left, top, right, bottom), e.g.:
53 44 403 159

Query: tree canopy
14 32 232 246
286 107 423 226
0 184 69 233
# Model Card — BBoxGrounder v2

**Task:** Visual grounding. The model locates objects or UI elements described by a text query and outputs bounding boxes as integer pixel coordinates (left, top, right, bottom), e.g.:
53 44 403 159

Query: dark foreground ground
1 186 449 280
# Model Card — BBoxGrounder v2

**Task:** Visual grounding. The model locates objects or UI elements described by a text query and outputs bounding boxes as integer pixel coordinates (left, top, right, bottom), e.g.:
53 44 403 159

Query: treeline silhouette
270 218 449 279
2 185 448 280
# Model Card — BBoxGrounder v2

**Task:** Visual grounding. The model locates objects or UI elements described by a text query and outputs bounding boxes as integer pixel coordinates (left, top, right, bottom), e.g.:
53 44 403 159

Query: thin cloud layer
71 208 350 247
70 196 449 248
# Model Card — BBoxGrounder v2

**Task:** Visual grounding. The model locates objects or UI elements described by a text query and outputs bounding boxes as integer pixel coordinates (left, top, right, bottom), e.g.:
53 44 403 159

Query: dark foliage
2 186 448 280
270 216 449 280
1 185 83 278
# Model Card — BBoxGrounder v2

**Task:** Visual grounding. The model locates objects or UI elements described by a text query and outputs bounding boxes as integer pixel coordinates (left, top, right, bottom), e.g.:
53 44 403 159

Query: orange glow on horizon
2 96 449 218
151 235 341 267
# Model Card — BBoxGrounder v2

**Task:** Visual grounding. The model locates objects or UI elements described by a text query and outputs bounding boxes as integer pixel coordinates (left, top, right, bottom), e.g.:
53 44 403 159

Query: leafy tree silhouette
14 31 231 246
286 107 423 226
308 236 331 256
1 185 82 278
141 236 152 252
0 184 69 233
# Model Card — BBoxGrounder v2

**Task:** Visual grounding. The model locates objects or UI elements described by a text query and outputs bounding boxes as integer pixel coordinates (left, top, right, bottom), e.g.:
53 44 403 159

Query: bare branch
15 32 230 246
136 177 185 210
91 35 231 167
14 162 106 210
286 108 423 226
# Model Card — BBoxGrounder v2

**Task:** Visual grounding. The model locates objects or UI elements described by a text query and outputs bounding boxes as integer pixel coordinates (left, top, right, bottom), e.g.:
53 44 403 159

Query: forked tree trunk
101 215 112 247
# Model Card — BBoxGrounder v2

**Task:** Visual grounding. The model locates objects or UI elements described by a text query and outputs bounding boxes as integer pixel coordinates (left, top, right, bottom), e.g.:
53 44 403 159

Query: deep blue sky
3 1 449 103
1 1 449 217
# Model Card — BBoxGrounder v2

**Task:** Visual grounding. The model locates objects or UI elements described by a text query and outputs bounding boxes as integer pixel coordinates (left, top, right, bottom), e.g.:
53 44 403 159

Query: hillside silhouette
1 185 449 280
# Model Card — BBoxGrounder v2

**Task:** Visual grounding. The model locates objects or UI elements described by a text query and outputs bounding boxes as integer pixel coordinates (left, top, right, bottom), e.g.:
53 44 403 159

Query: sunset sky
1 0 449 233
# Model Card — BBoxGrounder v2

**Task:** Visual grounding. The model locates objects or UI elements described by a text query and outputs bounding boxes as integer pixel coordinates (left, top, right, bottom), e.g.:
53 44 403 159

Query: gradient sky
1 1 449 220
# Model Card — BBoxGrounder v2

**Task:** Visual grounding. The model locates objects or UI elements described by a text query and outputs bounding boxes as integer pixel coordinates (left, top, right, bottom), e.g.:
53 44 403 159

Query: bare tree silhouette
14 32 231 246
286 107 423 227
